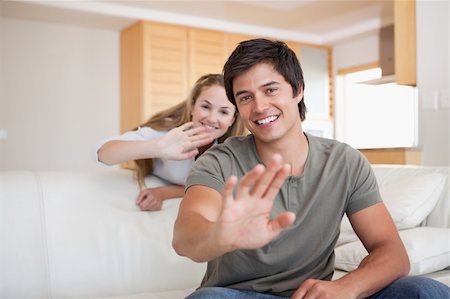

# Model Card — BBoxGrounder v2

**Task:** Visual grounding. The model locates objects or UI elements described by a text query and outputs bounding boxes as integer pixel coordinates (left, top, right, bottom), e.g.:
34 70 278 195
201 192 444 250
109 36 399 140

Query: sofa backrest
1 169 206 299
371 165 449 228
2 165 448 298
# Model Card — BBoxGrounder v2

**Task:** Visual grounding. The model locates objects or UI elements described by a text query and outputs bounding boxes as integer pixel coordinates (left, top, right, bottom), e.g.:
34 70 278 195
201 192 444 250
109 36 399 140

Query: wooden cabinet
120 21 330 133
360 148 422 165
120 21 188 133
225 33 255 55
394 0 416 86
188 28 228 87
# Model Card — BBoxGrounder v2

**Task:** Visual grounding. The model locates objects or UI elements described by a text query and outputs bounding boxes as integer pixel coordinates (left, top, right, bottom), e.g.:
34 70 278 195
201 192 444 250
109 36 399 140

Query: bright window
335 67 418 149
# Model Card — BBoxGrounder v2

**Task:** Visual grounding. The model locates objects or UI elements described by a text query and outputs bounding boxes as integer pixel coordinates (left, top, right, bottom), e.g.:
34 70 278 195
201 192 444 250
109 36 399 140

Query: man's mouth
255 115 279 125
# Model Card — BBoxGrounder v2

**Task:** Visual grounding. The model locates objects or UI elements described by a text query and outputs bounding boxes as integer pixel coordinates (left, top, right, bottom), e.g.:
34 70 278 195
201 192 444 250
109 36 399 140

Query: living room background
0 1 448 171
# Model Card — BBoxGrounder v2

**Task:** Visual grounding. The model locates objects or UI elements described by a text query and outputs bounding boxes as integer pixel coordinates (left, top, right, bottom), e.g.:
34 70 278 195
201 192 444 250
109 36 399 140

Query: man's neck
255 125 309 176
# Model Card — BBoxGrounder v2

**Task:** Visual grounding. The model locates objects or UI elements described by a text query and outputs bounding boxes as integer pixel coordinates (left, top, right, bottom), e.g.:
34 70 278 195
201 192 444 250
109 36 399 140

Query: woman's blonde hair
134 73 245 189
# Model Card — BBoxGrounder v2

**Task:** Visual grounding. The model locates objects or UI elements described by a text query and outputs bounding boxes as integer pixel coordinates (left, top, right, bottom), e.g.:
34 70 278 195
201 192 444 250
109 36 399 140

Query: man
172 39 449 298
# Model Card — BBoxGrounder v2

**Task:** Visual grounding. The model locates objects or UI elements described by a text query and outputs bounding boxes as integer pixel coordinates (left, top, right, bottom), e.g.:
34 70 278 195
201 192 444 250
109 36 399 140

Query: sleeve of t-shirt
91 127 164 164
185 149 229 193
345 148 382 216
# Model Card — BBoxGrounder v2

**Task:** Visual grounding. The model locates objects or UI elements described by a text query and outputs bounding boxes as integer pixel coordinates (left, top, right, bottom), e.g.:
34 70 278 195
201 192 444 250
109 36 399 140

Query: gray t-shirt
186 133 382 296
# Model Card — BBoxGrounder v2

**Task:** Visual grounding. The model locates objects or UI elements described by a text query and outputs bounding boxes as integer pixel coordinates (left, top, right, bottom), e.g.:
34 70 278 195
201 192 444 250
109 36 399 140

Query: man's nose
253 95 269 113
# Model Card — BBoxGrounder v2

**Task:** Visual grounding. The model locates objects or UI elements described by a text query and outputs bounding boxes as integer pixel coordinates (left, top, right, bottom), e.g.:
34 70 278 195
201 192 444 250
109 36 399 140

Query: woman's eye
220 110 230 116
201 105 210 110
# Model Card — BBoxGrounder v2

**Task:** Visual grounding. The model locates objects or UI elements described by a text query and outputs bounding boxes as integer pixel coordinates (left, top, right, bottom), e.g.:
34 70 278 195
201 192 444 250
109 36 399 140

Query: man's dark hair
223 38 307 121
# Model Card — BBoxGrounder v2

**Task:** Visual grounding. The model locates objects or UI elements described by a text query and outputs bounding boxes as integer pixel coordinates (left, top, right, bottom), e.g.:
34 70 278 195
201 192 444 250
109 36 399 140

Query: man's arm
172 185 229 262
292 202 409 299
172 154 296 263
337 202 410 297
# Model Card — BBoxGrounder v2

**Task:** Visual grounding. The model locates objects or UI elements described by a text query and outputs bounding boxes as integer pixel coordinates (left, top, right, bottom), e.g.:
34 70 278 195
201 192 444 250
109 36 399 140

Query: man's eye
266 88 277 94
239 95 252 103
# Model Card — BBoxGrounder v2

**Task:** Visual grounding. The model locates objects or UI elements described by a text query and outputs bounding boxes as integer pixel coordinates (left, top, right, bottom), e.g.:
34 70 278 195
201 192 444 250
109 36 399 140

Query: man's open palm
214 154 296 251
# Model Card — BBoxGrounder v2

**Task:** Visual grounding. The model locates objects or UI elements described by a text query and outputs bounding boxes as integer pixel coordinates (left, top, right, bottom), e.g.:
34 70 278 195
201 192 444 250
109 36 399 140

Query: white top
92 127 193 185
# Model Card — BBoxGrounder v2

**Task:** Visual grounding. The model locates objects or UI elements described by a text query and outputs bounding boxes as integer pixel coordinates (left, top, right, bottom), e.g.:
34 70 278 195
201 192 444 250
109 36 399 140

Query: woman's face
191 84 236 140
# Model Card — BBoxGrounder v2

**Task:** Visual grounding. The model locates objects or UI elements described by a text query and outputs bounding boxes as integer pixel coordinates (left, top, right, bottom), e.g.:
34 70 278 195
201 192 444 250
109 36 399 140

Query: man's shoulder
307 133 364 162
213 134 254 153
308 133 349 150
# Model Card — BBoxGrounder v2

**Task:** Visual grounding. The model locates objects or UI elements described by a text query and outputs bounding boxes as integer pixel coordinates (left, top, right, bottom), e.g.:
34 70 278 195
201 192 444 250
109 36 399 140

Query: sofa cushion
338 166 447 246
1 171 51 299
335 227 450 276
38 169 205 298
375 169 446 229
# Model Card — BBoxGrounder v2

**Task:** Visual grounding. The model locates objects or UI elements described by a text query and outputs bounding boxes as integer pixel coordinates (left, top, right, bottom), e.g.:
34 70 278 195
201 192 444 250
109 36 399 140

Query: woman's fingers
139 194 162 211
177 148 199 160
179 122 195 132
181 123 208 138
189 133 213 148
136 190 148 204
185 125 206 136
178 123 213 148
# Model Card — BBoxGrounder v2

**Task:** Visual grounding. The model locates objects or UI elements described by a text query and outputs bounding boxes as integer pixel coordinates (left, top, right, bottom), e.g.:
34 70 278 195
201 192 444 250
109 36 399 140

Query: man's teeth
257 116 278 125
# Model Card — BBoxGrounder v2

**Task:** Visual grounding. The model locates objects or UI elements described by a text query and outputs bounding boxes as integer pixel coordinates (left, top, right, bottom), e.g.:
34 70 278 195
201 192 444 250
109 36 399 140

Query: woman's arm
136 185 185 211
97 139 162 165
97 122 213 165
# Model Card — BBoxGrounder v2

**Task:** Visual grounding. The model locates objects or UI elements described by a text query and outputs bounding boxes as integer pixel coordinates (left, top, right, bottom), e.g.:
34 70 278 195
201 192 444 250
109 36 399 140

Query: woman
94 74 245 211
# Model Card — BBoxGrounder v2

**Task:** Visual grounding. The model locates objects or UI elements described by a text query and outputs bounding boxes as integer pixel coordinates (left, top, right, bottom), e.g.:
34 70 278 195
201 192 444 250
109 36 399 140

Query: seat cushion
335 227 450 276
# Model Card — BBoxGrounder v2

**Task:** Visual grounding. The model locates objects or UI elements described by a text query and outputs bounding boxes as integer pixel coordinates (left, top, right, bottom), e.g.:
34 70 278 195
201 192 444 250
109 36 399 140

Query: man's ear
295 85 304 104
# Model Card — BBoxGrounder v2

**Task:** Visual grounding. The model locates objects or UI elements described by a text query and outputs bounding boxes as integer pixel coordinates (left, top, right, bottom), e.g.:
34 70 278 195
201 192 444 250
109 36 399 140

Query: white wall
0 18 119 171
416 0 449 166
1 2 448 171
333 1 449 166
0 10 4 162
333 33 379 71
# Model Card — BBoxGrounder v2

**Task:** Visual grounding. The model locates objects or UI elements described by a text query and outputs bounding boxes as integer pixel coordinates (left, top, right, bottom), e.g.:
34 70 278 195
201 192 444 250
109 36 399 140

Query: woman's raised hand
158 122 213 160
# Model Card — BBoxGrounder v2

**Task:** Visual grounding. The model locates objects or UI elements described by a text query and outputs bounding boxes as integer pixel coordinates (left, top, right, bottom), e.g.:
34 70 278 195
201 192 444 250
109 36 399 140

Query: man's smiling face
233 62 303 144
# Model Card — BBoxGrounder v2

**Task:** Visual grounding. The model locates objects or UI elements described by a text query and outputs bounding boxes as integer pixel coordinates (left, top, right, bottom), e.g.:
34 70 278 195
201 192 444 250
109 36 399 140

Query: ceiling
1 0 394 44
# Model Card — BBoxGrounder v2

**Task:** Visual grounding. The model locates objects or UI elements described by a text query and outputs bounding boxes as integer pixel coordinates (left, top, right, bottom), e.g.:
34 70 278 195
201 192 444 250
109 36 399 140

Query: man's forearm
335 243 410 299
172 213 233 263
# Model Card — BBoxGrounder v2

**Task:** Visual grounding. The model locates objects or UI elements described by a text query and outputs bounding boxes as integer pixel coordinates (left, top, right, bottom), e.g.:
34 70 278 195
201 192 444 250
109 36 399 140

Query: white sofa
1 165 449 299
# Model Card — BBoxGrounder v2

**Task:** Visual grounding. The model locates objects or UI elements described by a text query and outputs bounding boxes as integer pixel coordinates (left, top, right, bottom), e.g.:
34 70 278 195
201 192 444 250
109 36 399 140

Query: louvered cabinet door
143 22 189 121
188 28 228 87
120 21 189 133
